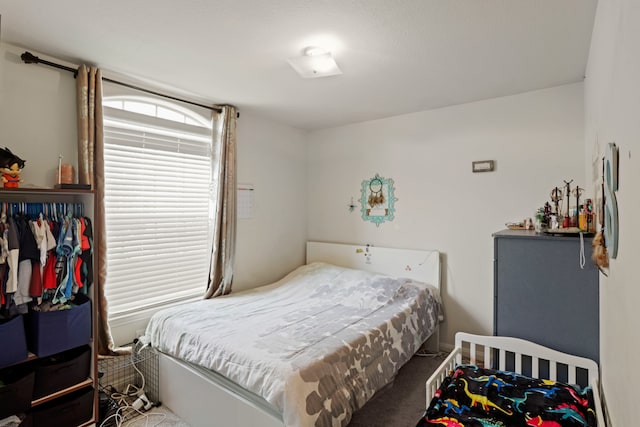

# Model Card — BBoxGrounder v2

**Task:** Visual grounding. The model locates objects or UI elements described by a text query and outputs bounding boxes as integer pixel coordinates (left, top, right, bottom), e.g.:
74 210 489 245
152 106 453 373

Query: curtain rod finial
21 51 39 64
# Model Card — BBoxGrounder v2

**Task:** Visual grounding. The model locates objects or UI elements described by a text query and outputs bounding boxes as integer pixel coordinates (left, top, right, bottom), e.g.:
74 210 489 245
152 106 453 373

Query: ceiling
0 1 598 130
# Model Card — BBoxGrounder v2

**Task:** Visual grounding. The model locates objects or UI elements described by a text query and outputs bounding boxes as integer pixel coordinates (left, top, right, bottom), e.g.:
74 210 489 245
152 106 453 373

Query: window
103 84 215 344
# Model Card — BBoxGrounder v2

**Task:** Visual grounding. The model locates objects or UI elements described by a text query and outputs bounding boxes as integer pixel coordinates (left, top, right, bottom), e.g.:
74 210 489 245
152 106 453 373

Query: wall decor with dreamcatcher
359 173 398 227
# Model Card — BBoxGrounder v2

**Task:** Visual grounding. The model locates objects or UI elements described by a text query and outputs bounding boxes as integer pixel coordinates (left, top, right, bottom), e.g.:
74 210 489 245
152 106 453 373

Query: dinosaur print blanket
417 364 596 427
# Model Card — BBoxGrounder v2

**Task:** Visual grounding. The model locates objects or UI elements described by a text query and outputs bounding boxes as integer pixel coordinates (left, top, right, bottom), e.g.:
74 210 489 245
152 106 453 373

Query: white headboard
306 241 441 289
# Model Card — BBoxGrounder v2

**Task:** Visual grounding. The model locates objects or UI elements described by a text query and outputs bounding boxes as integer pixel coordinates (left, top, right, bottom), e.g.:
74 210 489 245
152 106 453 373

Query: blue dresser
493 229 599 363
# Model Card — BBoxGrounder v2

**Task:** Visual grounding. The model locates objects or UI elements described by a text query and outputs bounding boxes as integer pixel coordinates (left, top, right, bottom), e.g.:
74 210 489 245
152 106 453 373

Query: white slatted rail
425 333 606 427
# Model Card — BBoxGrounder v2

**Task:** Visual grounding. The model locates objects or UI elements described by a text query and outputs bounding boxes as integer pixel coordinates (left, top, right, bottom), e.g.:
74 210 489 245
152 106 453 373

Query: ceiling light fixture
287 46 342 79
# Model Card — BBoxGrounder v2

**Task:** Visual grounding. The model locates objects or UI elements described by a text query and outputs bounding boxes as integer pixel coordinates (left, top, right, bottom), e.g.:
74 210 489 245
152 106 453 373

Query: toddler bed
420 332 605 426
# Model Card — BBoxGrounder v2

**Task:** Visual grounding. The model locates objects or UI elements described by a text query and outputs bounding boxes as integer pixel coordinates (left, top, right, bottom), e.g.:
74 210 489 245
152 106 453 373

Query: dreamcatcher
367 177 385 207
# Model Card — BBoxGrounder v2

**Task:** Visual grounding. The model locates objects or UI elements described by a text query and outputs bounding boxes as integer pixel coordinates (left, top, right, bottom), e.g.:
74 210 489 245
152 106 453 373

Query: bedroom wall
0 42 77 187
584 0 640 425
0 41 308 342
307 83 587 350
233 109 308 291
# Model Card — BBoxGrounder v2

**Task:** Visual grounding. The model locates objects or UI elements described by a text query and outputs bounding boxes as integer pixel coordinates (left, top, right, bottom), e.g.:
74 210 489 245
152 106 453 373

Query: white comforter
145 262 440 427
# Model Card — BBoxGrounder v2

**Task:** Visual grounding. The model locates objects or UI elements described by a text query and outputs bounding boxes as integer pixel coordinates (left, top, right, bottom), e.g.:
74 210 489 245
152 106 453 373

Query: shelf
493 228 593 241
0 187 93 195
0 187 95 204
2 352 38 369
31 378 93 407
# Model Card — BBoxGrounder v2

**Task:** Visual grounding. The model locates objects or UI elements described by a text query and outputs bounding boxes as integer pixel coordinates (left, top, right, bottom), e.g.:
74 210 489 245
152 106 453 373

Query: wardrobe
0 188 97 427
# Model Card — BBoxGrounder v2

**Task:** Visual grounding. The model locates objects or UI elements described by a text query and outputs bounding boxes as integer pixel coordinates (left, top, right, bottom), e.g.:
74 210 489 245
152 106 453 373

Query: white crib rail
455 333 599 383
425 347 460 404
424 333 606 427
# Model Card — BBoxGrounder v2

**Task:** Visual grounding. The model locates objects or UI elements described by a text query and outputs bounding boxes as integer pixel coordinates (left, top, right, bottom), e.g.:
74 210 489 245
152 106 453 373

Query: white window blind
103 90 214 322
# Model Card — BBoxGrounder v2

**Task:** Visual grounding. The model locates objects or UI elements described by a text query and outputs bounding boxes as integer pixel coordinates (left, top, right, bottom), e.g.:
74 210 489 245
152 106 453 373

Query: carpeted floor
348 352 446 427
142 352 446 427
125 405 191 426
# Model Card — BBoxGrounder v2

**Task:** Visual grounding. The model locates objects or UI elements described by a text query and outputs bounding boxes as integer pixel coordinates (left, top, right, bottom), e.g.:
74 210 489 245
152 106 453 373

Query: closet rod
20 51 228 114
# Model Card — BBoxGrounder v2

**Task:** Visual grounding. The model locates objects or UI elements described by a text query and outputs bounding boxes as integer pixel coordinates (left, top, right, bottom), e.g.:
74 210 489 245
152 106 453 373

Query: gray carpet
348 352 446 427
145 352 445 427
132 405 191 426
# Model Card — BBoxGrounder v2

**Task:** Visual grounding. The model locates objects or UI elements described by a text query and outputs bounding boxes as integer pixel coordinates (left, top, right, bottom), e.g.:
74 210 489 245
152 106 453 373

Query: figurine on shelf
0 147 26 189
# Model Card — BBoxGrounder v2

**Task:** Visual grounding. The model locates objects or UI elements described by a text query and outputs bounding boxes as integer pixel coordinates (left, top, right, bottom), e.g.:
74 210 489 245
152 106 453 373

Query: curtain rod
21 51 225 114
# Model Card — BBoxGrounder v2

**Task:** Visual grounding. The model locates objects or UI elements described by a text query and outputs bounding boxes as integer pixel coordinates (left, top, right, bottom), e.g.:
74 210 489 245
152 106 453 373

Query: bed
420 332 606 426
145 241 442 427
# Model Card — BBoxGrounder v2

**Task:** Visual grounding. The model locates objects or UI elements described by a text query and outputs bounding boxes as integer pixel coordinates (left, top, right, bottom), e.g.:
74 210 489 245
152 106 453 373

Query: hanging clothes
79 217 93 290
31 215 48 266
13 215 40 313
28 215 52 298
42 218 61 291
0 212 8 264
5 217 19 294
0 201 92 317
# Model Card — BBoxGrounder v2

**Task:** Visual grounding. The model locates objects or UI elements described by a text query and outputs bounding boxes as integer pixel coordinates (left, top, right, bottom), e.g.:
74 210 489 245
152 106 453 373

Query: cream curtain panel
76 65 119 356
205 105 238 299
76 66 98 188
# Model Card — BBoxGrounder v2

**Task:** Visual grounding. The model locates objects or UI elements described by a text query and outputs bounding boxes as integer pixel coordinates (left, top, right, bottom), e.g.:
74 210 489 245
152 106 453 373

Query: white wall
234 109 308 291
584 1 640 425
0 43 77 187
307 83 586 348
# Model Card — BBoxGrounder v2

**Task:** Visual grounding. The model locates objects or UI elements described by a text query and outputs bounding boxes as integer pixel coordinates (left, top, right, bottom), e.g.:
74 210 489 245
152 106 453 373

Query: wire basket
98 340 159 424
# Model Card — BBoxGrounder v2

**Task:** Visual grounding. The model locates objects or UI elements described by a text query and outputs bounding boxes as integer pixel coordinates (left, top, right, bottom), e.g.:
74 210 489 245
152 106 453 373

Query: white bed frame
306 241 441 286
425 332 606 427
158 241 441 427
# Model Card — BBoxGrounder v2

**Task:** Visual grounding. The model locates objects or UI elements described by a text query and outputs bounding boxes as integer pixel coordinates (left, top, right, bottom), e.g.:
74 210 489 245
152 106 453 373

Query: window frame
102 87 216 345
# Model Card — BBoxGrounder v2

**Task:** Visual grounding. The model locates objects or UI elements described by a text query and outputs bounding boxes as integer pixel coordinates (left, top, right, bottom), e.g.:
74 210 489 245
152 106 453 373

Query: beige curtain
76 65 119 356
205 105 238 299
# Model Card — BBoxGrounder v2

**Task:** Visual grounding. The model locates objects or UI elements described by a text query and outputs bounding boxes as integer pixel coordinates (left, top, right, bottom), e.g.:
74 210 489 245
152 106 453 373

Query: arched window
102 84 215 345
103 96 212 128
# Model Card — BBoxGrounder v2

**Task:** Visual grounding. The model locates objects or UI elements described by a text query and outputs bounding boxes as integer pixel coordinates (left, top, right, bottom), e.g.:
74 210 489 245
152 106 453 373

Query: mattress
145 262 441 427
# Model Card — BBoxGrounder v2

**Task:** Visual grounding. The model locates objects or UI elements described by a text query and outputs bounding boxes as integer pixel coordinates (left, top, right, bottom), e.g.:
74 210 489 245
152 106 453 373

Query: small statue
0 147 26 189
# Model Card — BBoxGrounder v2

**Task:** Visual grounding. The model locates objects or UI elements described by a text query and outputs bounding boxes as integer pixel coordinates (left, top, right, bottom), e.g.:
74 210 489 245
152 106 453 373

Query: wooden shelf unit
0 187 98 425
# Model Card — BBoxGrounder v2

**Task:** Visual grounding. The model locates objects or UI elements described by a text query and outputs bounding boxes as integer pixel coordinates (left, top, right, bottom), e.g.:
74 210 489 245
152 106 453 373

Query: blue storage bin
26 294 92 358
0 315 28 369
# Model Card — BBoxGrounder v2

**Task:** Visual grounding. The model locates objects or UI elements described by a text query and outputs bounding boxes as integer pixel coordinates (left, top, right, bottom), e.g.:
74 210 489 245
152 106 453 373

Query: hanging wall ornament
360 173 398 227
603 142 619 259
367 177 386 208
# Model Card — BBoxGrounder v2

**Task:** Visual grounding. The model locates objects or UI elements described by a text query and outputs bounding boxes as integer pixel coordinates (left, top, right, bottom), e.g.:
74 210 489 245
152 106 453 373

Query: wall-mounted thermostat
472 160 495 173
